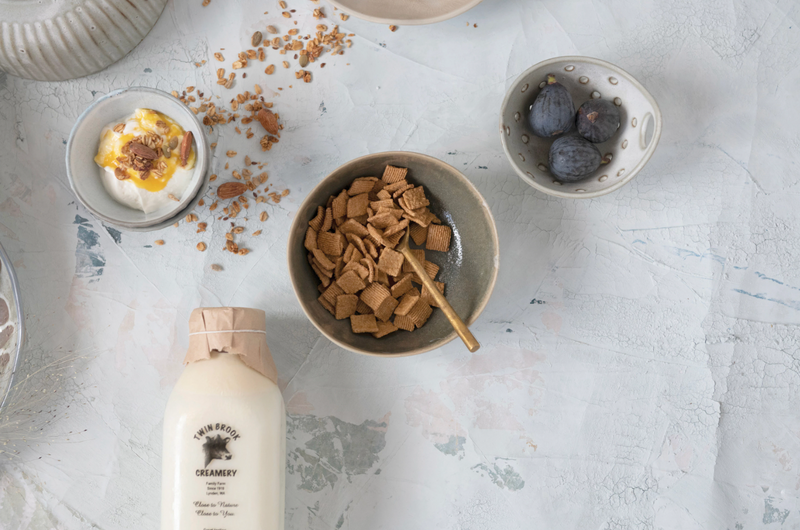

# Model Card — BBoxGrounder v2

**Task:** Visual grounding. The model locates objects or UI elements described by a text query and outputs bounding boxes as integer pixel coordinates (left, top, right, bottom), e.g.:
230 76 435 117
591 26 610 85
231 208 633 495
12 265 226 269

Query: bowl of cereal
288 152 499 356
67 87 210 231
500 56 662 198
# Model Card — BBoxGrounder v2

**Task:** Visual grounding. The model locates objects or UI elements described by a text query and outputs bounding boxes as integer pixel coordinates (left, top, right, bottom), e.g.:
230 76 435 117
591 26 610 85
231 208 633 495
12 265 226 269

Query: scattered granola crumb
197 242 207 252
168 193 180 202
155 240 165 246
389 25 398 32
211 264 223 271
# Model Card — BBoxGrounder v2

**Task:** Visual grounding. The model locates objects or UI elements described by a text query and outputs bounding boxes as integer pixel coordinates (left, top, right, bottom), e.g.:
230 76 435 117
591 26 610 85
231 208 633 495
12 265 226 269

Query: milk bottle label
191 422 242 522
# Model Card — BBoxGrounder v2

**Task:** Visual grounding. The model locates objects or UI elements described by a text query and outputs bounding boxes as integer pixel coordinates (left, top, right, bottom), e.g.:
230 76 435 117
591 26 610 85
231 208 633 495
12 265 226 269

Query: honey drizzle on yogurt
94 109 195 193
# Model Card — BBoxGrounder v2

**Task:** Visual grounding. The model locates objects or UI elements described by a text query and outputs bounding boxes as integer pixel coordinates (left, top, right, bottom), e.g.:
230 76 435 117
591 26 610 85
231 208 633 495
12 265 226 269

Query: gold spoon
397 228 480 352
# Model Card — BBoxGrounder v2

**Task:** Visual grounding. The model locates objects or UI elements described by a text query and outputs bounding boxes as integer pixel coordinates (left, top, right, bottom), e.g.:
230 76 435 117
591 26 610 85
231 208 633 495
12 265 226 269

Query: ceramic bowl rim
287 151 500 357
326 0 484 25
0 241 25 413
500 55 663 199
66 86 209 229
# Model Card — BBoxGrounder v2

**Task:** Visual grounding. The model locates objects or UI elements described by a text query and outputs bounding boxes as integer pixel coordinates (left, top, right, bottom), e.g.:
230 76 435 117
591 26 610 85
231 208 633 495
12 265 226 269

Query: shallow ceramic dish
0 241 24 413
288 152 499 357
500 56 662 199
327 0 483 25
67 87 210 231
0 0 167 81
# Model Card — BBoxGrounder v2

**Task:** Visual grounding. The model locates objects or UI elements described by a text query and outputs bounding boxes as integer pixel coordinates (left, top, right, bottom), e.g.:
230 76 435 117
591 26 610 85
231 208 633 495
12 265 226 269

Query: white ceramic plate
327 0 484 25
66 87 210 230
0 241 23 412
500 56 663 199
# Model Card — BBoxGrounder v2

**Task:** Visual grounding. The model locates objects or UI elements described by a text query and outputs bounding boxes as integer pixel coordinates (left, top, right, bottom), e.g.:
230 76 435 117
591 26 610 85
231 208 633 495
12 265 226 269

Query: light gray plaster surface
1 0 799 528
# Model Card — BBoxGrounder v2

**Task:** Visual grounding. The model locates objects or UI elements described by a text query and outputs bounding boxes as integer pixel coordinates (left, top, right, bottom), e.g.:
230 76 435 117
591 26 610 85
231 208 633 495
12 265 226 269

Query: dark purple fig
549 136 602 182
577 99 620 143
528 74 575 138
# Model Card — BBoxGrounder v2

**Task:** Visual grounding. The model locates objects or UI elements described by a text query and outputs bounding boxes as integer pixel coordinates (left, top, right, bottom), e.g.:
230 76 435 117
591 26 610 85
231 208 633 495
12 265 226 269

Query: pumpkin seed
169 136 179 149
163 146 171 158
267 25 278 34
251 31 262 47
299 54 309 67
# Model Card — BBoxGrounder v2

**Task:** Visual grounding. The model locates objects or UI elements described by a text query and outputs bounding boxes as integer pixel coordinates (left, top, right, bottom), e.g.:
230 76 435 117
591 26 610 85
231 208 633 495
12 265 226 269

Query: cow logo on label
202 434 232 467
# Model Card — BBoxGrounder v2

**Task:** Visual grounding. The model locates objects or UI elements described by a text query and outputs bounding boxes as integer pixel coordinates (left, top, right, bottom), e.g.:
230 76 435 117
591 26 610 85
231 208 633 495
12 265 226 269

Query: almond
180 131 193 167
218 182 248 200
257 109 279 135
129 142 158 159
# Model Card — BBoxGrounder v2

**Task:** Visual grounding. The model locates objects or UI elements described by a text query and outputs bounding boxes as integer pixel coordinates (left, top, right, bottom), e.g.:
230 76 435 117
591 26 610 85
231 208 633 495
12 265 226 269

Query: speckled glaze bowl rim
0 241 25 414
66 86 210 230
500 55 663 199
326 0 484 25
287 151 500 357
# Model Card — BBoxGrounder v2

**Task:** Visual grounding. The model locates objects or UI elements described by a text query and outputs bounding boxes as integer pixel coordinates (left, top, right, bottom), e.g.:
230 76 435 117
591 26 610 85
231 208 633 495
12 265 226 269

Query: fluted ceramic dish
66 86 210 231
288 152 499 357
0 0 167 81
327 0 484 25
0 241 24 413
500 56 663 199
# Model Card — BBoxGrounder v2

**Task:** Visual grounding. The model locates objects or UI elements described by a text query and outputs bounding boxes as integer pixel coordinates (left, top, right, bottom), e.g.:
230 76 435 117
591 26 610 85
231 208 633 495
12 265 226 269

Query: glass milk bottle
162 307 285 530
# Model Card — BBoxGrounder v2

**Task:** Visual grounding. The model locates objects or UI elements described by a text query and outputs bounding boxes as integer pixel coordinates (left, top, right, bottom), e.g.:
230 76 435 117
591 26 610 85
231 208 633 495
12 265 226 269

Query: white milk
162 308 285 530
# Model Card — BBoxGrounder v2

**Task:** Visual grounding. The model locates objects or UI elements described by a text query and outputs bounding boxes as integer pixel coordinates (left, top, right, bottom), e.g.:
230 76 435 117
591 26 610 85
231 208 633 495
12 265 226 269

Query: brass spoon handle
399 244 480 353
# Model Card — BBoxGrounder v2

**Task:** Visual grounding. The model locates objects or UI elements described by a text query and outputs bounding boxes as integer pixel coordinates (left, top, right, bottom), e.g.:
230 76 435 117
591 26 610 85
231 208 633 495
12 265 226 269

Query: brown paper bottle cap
185 307 277 384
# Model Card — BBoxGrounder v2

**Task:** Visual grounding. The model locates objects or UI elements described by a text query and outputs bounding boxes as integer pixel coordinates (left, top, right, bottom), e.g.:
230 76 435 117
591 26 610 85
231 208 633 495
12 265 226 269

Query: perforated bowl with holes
500 56 662 199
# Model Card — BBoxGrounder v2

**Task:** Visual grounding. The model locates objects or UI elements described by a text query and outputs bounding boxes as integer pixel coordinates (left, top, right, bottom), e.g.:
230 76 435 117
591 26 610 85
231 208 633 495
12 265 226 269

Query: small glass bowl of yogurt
67 87 209 230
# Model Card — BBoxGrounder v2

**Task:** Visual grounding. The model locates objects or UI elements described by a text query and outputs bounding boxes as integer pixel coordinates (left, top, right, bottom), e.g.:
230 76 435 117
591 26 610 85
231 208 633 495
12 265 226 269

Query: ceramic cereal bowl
500 56 663 199
66 87 210 231
288 152 499 357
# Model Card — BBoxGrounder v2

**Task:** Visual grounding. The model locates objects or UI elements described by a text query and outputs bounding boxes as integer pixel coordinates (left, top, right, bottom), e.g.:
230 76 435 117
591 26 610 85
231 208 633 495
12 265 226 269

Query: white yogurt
99 163 194 214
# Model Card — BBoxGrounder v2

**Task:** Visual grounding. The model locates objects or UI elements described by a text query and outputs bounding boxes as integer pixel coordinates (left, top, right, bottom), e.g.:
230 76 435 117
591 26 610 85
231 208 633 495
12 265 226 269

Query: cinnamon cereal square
317 232 345 256
360 282 392 311
332 189 348 219
335 294 358 320
347 193 370 218
382 165 408 184
426 224 452 252
304 227 318 251
350 314 379 333
402 187 430 210
336 270 366 294
410 223 428 245
372 320 398 338
394 314 415 332
374 296 399 322
377 247 404 277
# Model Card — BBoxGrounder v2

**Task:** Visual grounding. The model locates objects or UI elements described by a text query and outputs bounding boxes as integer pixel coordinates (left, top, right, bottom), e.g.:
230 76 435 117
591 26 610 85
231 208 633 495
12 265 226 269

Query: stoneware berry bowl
327 0 484 25
0 240 24 413
500 56 663 199
67 86 210 231
288 152 499 357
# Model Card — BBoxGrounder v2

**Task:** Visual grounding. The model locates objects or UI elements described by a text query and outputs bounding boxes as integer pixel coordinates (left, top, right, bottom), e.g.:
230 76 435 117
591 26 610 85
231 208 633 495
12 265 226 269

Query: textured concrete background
1 0 799 528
